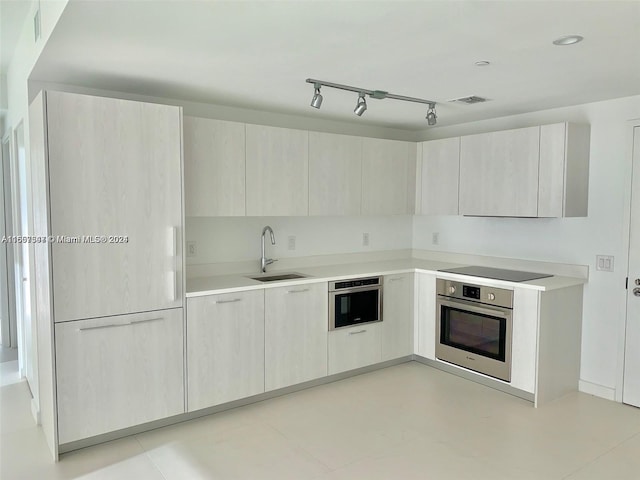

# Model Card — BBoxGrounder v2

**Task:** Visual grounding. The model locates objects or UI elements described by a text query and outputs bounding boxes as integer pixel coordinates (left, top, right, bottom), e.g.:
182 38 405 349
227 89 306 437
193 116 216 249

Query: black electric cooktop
438 266 552 282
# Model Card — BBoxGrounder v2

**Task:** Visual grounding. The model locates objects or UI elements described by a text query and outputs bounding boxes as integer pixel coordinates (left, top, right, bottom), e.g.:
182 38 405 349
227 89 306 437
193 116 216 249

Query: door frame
618 118 640 403
1 131 17 349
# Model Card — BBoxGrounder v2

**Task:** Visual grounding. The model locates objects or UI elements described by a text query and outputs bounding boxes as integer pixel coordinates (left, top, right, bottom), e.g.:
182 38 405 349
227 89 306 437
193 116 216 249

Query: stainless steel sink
249 273 308 282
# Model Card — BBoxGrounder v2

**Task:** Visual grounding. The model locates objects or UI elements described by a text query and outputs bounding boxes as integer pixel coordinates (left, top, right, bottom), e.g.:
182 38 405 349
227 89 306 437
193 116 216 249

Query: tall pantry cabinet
30 91 185 458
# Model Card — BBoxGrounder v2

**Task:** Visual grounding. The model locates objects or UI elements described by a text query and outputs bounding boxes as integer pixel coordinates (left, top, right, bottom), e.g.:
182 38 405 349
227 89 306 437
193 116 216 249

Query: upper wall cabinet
361 138 416 215
418 137 460 215
538 123 590 217
245 124 309 216
459 126 540 217
308 132 362 216
183 117 246 216
458 123 590 218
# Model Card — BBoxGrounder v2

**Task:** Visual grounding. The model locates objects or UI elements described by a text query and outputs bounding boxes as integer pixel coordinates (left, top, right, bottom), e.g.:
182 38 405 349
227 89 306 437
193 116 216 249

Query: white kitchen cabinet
328 323 382 375
186 290 264 411
510 288 539 394
538 123 590 217
183 116 246 216
55 308 184 445
459 126 540 217
418 138 460 215
414 272 436 360
265 282 328 391
361 138 416 215
381 273 414 361
245 124 309 216
308 132 362 216
44 91 183 322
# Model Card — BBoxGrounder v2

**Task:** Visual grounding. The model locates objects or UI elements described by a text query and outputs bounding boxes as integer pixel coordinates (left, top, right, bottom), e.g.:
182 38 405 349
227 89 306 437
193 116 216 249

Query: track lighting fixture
306 78 437 124
354 92 367 116
426 103 437 126
310 84 323 109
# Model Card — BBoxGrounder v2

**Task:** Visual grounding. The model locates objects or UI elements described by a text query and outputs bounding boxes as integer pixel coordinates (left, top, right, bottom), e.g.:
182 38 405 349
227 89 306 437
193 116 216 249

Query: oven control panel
436 279 513 309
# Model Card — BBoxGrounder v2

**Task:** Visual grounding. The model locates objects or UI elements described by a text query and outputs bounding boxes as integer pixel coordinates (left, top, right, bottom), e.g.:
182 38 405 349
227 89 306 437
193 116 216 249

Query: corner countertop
186 258 587 298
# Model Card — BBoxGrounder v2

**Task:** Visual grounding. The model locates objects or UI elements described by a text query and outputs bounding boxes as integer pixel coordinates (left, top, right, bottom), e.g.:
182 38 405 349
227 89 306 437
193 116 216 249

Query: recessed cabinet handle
79 317 163 331
172 226 179 302
215 298 242 304
389 278 403 282
287 288 309 294
349 329 367 335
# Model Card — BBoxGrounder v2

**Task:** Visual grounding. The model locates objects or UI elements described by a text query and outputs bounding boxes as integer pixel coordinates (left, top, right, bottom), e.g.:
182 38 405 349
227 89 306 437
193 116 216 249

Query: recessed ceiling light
475 61 490 66
553 35 584 46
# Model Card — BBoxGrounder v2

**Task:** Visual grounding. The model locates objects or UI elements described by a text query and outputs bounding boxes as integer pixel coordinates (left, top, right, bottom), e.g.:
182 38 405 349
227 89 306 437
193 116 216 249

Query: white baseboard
579 379 616 401
31 398 41 425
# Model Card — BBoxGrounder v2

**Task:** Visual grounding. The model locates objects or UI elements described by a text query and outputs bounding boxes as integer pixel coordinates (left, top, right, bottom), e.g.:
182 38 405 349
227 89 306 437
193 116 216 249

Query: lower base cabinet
265 283 328 391
381 274 414 361
55 308 185 444
328 323 382 375
186 290 265 412
414 272 436 360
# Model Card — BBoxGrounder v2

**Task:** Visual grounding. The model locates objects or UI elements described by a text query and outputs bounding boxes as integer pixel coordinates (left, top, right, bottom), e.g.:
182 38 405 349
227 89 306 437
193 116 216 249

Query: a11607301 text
0 235 129 244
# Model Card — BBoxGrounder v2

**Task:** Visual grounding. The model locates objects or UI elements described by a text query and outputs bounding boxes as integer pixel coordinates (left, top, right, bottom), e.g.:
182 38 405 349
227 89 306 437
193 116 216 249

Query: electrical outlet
596 255 614 272
363 232 370 247
186 241 197 257
432 232 439 245
288 235 296 251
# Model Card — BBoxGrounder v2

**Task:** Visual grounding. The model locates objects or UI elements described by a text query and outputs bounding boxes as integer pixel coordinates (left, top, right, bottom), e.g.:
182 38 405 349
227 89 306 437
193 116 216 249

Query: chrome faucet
260 225 277 273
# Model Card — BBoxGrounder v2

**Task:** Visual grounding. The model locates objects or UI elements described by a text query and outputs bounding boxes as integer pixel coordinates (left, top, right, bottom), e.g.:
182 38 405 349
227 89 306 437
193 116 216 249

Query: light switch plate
186 241 197 257
288 235 296 250
596 255 614 272
363 233 370 247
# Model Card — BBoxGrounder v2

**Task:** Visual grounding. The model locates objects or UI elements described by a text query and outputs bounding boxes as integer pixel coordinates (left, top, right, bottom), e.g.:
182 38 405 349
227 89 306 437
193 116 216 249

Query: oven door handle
437 298 511 318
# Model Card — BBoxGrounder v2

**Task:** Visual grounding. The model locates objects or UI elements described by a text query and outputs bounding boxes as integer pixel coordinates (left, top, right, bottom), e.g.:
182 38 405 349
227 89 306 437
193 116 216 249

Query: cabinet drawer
328 323 382 375
55 309 184 444
186 291 265 411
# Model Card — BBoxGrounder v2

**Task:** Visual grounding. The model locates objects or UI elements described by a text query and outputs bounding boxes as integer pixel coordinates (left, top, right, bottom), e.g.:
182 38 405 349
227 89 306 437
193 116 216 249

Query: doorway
624 125 640 407
10 121 37 399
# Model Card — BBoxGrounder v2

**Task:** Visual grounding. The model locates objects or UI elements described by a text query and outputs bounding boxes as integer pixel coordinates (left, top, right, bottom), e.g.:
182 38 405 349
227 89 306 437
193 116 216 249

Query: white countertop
186 258 587 297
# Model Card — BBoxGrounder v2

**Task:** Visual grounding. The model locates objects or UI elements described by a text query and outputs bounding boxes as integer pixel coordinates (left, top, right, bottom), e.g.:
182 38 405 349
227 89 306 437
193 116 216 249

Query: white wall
414 95 640 396
186 215 413 266
5 0 69 421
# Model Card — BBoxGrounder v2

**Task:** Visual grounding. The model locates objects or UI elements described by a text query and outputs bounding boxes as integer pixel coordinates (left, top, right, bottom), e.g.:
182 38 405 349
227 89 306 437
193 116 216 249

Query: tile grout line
560 431 640 480
133 434 168 480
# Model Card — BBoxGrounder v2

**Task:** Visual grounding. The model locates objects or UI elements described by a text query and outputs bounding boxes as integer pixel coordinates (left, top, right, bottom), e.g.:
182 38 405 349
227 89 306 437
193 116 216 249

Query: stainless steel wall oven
436 279 513 382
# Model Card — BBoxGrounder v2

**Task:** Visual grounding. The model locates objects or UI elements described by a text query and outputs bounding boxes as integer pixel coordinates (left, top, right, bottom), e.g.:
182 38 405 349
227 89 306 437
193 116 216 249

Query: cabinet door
186 290 264 411
245 125 309 216
328 323 382 375
381 273 414 361
309 132 362 215
362 138 415 215
183 117 245 216
55 308 184 444
46 91 183 322
419 138 460 215
414 272 436 360
459 126 540 217
265 283 327 391
538 122 590 218
511 288 539 394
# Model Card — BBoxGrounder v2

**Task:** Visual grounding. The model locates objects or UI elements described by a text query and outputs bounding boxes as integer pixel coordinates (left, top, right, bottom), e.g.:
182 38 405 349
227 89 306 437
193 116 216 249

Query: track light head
310 84 323 109
426 104 437 126
354 92 367 116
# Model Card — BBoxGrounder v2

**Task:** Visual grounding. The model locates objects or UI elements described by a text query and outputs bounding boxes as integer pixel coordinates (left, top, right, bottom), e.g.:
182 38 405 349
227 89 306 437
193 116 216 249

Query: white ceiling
28 0 640 130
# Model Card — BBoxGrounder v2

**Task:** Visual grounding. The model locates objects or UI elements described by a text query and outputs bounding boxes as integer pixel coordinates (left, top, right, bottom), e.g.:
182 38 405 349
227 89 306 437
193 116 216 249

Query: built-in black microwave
328 276 382 330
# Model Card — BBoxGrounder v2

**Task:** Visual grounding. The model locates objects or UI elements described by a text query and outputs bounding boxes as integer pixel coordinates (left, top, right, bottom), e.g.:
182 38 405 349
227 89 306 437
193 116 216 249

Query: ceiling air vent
449 96 489 105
